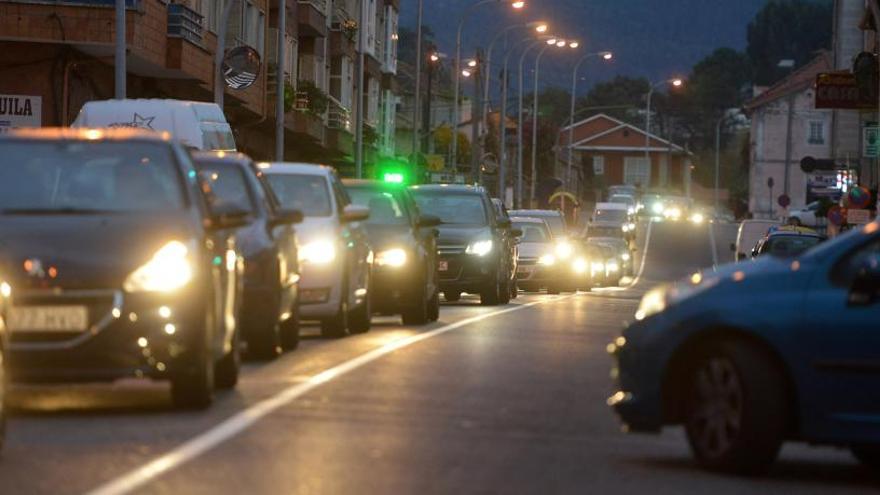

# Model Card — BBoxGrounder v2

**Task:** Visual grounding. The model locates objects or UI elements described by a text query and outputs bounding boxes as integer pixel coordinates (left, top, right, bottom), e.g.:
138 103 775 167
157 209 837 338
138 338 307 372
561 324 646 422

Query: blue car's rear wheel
684 342 787 475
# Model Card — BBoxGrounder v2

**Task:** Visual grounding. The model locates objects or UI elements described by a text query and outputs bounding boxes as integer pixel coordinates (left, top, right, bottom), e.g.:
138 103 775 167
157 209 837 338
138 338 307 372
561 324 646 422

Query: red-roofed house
558 113 692 197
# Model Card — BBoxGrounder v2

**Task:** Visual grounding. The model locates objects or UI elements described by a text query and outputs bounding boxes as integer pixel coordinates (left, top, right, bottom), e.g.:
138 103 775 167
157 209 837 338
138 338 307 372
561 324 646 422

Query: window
243 2 265 55
382 6 398 73
265 173 332 217
194 162 256 215
592 156 605 175
623 156 650 187
330 56 354 110
808 121 825 145
367 78 380 125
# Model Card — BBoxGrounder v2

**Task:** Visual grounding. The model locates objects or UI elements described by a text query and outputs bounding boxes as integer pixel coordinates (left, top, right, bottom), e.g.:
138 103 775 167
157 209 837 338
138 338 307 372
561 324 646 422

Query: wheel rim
689 357 743 458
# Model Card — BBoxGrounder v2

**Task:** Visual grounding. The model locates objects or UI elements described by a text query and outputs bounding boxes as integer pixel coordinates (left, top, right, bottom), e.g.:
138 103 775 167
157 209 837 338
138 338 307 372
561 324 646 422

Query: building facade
744 53 834 218
0 0 399 168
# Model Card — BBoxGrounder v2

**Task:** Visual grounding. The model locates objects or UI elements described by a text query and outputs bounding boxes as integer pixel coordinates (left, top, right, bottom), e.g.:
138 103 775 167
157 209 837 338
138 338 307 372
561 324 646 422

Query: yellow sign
426 154 445 172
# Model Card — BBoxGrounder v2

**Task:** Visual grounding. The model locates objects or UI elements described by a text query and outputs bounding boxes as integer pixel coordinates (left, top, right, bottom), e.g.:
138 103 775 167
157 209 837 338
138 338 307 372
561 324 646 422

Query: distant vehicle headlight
124 240 193 293
573 258 588 274
627 207 635 215
591 262 605 274
652 202 664 214
376 248 407 267
538 254 556 266
621 253 631 261
690 213 705 224
607 261 620 272
664 207 682 219
300 239 337 265
555 241 574 259
466 239 493 256
621 224 631 233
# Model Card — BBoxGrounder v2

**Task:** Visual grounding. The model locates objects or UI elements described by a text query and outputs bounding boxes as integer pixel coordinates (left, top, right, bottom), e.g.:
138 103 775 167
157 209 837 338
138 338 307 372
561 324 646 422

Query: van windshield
0 141 185 213
595 209 627 223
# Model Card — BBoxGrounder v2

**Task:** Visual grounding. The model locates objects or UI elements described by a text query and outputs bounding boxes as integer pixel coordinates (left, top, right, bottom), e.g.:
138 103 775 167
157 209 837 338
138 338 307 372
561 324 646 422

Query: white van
732 219 778 262
72 99 236 151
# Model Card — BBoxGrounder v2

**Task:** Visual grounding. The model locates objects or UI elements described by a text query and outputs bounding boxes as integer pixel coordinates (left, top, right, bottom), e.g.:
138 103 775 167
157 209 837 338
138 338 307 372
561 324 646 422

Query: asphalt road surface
2 220 877 495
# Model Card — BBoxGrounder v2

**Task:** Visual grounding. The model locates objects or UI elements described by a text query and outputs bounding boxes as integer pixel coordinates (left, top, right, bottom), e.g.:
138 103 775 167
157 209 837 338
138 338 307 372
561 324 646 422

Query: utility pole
275 0 287 161
423 57 434 153
215 0 238 107
411 0 424 159
783 92 795 197
470 50 484 185
114 0 126 99
354 0 366 178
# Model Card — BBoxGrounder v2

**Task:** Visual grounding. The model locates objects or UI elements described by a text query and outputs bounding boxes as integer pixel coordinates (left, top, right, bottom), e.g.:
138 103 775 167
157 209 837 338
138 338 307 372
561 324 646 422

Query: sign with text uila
815 72 875 110
0 95 41 133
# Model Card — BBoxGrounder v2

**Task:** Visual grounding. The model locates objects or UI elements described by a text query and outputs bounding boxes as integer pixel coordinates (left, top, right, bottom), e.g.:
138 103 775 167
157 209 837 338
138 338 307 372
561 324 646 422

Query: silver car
261 163 373 338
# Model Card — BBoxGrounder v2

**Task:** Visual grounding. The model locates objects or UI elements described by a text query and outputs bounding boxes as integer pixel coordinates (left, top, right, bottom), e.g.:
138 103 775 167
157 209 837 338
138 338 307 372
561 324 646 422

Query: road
1 221 876 495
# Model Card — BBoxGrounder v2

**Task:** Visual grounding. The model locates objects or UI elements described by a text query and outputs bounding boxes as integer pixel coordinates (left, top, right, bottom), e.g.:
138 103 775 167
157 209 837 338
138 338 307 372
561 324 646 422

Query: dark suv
409 185 513 306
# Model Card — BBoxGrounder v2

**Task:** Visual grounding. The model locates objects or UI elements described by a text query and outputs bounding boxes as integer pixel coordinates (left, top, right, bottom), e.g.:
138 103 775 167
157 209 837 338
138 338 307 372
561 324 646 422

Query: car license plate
438 261 449 272
8 305 89 332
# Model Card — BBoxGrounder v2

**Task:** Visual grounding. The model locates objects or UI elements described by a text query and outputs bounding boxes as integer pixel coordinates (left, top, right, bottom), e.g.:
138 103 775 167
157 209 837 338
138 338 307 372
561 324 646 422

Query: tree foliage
746 0 833 86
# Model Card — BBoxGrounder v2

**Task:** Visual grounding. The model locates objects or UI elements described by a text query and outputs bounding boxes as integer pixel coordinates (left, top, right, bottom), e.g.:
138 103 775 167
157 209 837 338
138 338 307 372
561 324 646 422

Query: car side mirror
848 255 880 306
418 214 442 228
497 218 512 229
342 204 370 223
209 204 252 230
271 209 303 227
511 228 523 238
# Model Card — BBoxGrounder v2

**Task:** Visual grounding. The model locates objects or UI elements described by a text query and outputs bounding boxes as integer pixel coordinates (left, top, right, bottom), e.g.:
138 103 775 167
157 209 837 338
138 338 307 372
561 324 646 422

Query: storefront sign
815 73 875 110
847 209 872 225
864 126 880 158
0 95 41 133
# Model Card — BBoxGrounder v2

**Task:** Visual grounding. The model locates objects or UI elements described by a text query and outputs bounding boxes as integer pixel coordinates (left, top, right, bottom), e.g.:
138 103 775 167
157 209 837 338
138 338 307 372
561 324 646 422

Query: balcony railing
167 3 204 46
4 0 139 6
298 0 327 14
327 96 351 133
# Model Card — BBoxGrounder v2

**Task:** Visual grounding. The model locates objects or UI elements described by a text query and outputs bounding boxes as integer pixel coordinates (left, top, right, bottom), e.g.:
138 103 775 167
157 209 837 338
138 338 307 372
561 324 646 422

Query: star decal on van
131 113 155 130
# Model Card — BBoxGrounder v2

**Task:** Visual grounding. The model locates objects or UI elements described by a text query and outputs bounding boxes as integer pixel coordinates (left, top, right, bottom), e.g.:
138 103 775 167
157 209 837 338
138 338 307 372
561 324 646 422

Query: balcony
297 0 327 38
167 3 203 47
327 96 351 133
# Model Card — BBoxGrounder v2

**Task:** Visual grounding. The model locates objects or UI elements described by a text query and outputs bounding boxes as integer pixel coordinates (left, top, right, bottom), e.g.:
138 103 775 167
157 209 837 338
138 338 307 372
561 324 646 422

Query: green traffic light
383 172 405 184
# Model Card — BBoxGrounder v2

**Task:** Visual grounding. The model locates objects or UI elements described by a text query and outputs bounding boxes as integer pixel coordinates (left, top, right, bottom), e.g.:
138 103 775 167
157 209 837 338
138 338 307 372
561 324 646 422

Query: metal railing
167 3 204 46
327 96 351 132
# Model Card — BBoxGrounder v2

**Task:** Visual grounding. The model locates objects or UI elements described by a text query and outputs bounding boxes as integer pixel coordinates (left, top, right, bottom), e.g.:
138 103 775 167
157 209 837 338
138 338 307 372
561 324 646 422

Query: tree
746 0 833 86
577 76 649 125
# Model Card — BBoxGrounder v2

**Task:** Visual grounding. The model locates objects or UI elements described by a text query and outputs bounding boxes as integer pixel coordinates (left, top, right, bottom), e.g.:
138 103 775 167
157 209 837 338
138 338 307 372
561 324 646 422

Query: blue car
609 220 880 475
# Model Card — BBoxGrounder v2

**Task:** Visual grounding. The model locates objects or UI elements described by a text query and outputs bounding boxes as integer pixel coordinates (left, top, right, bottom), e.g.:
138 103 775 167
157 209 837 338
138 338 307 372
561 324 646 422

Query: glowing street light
453 0 527 168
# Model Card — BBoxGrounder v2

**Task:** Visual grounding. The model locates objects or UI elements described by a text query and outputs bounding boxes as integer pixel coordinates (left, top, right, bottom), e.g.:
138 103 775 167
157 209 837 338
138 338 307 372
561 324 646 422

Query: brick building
558 113 692 198
0 0 400 168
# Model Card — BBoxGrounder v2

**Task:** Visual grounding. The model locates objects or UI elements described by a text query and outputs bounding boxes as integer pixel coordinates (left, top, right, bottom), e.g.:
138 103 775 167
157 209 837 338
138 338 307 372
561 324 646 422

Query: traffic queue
0 125 630 451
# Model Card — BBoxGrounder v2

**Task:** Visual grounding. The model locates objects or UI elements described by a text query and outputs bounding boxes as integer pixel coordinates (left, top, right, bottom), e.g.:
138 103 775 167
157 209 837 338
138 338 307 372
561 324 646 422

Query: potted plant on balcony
342 20 358 42
295 80 330 117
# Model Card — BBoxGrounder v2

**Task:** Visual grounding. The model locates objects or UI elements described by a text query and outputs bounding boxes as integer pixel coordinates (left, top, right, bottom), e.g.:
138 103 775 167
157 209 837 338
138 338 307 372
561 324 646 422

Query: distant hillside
400 0 770 91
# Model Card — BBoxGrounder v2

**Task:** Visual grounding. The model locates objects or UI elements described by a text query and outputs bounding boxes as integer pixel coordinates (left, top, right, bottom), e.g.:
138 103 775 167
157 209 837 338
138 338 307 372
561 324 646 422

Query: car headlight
627 207 635 215
622 224 631 233
652 202 664 214
621 253 631 261
665 207 682 219
607 261 620 272
466 239 493 256
538 254 556 266
635 286 667 320
300 240 337 265
124 241 194 293
628 223 636 231
555 242 573 259
690 213 705 224
573 257 588 274
591 262 605 274
376 248 407 267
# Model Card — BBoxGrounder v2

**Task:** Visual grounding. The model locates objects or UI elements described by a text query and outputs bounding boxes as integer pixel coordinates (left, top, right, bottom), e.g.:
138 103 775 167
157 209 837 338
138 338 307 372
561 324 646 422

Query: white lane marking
708 221 719 269
626 219 654 288
85 297 569 495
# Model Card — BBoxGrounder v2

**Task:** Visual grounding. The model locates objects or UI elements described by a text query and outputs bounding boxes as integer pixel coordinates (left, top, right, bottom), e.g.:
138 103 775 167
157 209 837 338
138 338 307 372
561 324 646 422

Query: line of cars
0 127 550 449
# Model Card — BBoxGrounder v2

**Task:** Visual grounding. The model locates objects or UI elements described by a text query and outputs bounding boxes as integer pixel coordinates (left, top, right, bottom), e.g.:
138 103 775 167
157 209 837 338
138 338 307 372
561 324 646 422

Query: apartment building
0 0 399 167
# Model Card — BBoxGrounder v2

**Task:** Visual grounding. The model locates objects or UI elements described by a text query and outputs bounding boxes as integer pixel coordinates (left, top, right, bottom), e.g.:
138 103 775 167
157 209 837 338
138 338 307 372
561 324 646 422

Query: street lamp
529 39 571 205
515 36 556 207
566 50 613 197
452 0 526 169
644 78 684 182
422 51 444 156
497 35 551 206
481 21 549 184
